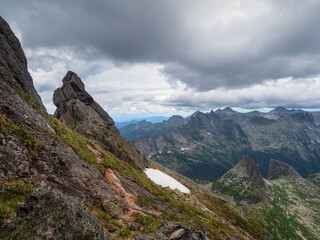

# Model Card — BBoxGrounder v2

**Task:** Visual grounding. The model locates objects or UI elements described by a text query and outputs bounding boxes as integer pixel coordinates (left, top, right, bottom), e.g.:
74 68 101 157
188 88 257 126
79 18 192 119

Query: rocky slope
133 107 320 180
213 157 320 240
212 156 267 204
119 115 188 140
0 17 272 239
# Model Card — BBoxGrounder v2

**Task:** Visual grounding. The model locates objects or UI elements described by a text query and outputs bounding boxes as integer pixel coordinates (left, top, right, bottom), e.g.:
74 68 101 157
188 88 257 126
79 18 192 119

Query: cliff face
53 71 149 170
0 17 45 112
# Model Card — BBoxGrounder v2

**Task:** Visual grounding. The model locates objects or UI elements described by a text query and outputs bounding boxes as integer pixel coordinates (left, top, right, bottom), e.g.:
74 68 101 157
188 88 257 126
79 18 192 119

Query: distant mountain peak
212 156 267 204
215 107 238 117
233 155 267 189
223 107 236 112
273 106 289 112
268 159 302 180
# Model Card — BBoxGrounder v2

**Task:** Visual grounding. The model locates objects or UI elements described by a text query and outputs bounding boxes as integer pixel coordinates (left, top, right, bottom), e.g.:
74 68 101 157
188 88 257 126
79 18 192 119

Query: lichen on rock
4 188 109 240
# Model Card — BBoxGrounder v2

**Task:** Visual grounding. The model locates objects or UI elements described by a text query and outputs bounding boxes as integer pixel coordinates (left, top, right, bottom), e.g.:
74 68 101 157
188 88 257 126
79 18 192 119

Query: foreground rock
0 16 45 112
134 222 207 240
53 71 149 169
4 188 108 240
268 159 302 180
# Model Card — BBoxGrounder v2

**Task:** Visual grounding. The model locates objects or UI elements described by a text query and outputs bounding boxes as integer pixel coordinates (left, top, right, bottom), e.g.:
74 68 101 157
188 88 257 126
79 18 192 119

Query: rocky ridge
119 115 188 140
0 16 272 239
133 107 320 180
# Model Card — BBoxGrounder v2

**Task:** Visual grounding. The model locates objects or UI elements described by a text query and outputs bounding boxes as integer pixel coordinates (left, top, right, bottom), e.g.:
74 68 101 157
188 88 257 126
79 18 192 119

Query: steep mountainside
134 111 250 181
0 17 271 240
213 157 320 240
212 156 267 204
134 107 320 180
268 159 301 180
119 115 188 140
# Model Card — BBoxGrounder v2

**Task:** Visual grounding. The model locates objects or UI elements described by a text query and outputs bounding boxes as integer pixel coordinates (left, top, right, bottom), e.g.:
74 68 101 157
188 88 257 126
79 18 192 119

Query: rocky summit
53 71 149 170
268 159 302 180
212 155 267 204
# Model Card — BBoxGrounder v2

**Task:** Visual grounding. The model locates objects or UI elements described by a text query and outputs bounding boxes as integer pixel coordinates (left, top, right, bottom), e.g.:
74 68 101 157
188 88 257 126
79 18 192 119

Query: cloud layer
1 0 320 119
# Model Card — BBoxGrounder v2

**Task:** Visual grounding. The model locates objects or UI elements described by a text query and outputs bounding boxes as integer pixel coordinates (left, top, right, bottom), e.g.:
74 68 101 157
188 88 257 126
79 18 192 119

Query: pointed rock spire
53 71 149 169
233 155 267 189
268 159 301 180
212 155 267 204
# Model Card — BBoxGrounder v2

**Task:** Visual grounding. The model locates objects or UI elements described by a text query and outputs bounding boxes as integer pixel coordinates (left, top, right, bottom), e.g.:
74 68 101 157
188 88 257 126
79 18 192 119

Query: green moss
119 228 131 237
160 210 180 221
138 195 151 207
135 212 162 233
110 200 118 205
0 180 35 238
0 113 45 158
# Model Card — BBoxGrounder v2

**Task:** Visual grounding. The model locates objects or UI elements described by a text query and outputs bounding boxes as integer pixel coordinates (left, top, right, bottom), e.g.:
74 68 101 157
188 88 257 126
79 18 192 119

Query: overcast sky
1 0 320 121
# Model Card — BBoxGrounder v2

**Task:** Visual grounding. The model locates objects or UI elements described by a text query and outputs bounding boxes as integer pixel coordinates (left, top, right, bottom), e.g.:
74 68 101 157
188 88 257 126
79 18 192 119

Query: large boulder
4 188 108 240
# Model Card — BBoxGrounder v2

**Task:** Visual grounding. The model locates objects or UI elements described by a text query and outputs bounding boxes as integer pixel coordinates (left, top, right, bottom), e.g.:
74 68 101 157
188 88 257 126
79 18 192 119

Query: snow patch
145 168 190 194
181 147 190 151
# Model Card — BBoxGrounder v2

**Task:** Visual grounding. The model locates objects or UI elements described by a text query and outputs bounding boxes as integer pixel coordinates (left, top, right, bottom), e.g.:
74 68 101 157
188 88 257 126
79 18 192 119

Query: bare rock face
0 16 45 112
53 71 149 169
134 222 207 240
212 156 267 204
235 155 267 189
4 188 108 240
268 159 302 180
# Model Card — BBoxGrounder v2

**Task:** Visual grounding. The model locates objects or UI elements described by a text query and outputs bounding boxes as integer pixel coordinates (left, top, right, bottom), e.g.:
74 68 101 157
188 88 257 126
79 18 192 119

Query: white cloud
164 76 320 109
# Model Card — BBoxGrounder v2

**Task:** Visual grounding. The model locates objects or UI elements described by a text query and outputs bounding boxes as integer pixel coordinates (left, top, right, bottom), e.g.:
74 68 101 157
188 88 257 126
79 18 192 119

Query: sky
1 0 320 121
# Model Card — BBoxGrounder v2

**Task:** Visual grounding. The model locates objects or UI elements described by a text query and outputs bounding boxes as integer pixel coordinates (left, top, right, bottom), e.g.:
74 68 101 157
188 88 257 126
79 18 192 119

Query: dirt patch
86 144 103 164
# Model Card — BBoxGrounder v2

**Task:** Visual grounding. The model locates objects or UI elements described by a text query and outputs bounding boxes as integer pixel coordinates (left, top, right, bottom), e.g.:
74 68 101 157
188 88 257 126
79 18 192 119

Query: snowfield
145 168 190 194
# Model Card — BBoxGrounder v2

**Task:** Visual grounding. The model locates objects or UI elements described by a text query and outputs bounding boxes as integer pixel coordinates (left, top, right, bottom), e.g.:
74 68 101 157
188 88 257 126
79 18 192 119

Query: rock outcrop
212 156 267 204
134 222 207 240
53 71 149 169
234 155 267 189
4 188 108 240
268 159 302 180
0 16 45 112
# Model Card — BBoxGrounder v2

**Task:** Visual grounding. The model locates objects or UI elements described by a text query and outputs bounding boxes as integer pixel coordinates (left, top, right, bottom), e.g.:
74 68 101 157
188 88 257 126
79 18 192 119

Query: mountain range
130 107 320 181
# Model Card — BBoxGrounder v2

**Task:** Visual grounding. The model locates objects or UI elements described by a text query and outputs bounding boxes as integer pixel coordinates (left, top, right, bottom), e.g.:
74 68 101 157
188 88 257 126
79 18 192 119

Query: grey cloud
2 0 320 91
